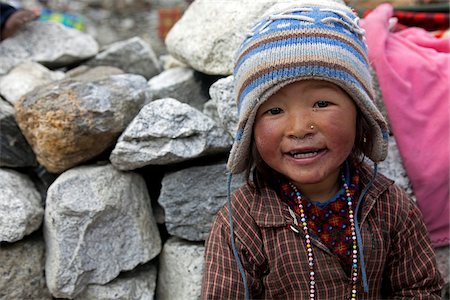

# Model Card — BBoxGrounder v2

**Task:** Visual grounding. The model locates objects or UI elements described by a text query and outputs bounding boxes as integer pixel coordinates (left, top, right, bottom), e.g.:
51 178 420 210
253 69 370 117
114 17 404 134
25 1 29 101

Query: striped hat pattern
227 0 389 174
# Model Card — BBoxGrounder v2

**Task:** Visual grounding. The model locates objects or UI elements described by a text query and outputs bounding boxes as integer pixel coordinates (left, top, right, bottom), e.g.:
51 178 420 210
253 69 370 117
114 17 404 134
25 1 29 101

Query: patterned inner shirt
279 164 360 275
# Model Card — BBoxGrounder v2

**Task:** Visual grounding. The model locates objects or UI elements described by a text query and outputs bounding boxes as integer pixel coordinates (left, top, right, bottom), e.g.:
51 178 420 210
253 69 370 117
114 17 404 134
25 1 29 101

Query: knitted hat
227 0 389 174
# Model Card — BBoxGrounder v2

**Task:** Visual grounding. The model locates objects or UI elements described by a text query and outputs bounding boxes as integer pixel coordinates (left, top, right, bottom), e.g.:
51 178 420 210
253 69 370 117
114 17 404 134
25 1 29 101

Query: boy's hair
227 0 389 175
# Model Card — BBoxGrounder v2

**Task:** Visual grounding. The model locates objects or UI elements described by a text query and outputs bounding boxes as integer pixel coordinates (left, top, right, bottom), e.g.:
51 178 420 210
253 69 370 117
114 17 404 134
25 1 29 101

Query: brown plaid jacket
202 164 443 299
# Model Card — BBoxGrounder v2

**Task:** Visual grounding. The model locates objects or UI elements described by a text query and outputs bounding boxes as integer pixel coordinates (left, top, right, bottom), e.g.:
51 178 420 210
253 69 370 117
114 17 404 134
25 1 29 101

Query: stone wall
0 0 448 299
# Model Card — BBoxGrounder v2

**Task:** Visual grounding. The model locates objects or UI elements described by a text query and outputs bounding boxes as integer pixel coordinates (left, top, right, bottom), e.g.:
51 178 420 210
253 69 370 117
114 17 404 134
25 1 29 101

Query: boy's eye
267 107 283 115
314 100 329 108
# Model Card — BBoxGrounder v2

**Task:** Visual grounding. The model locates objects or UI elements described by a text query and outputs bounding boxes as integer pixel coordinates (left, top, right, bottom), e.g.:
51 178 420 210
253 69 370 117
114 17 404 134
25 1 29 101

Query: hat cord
227 173 250 300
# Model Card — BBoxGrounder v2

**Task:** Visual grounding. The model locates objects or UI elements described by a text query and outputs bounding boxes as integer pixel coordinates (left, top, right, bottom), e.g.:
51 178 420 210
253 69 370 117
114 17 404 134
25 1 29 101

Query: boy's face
253 80 357 200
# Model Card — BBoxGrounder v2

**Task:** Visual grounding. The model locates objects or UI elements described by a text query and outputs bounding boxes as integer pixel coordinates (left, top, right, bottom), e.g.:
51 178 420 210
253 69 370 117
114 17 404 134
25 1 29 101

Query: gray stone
156 237 204 300
0 168 43 242
147 67 207 110
377 136 414 199
87 37 161 79
82 7 166 55
435 246 449 299
165 0 296 75
202 99 219 122
0 235 51 300
0 21 98 75
0 98 36 168
75 263 157 300
166 0 344 75
159 54 187 71
110 98 233 170
44 164 161 298
158 163 245 241
15 74 150 173
66 65 124 81
209 75 237 137
0 62 65 105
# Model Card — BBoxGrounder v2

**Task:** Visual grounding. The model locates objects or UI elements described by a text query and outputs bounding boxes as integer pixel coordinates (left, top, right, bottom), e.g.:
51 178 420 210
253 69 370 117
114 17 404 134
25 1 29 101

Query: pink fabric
361 4 449 248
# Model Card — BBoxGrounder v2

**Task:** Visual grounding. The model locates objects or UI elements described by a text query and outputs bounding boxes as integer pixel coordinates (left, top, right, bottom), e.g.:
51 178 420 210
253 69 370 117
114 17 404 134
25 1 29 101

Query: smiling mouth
288 149 324 158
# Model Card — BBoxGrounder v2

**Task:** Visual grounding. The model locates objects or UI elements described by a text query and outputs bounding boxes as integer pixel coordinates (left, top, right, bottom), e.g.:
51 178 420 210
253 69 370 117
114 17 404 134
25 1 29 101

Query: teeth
291 151 318 158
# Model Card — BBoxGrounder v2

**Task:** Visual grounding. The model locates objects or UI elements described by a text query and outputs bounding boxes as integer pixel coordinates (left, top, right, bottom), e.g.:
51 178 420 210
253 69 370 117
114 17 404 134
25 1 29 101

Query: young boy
202 1 443 299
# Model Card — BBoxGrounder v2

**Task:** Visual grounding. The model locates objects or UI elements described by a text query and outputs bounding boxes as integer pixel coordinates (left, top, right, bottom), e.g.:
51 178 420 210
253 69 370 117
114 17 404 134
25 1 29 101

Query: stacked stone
0 0 447 299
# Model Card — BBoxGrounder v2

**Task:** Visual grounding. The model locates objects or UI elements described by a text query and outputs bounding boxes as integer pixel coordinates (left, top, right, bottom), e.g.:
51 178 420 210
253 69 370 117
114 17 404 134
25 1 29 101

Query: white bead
289 179 359 300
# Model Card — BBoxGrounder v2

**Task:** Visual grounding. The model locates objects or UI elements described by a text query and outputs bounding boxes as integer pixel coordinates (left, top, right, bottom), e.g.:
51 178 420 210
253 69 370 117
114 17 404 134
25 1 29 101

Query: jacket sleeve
201 206 263 299
383 186 444 299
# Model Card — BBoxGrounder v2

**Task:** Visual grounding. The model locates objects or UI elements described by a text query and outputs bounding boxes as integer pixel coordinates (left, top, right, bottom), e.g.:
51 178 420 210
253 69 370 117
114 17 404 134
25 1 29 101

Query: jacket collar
249 162 394 228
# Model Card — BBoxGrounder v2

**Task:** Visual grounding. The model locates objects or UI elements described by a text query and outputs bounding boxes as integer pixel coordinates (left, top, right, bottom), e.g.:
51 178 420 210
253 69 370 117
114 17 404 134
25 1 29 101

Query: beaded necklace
287 171 359 300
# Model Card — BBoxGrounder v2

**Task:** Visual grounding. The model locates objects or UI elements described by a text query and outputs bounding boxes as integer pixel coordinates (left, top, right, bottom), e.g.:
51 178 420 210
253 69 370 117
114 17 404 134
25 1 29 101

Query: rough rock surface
165 0 296 75
87 36 161 79
0 235 51 299
378 136 414 199
15 74 149 173
110 98 233 170
0 21 98 75
156 237 204 300
44 164 161 298
147 67 208 110
158 162 245 241
0 168 43 242
208 75 236 136
75 263 158 300
0 62 65 105
0 98 36 167
66 65 124 81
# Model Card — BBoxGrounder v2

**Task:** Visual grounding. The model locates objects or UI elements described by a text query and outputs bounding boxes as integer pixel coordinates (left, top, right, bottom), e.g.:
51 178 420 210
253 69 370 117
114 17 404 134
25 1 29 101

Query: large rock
0 98 36 167
156 237 204 300
66 65 124 81
0 235 51 299
165 0 294 75
86 37 161 79
44 164 161 298
75 263 158 300
15 74 150 173
147 67 208 110
0 62 65 105
208 75 236 136
158 163 245 241
0 21 98 75
0 168 43 242
110 98 233 170
166 0 346 75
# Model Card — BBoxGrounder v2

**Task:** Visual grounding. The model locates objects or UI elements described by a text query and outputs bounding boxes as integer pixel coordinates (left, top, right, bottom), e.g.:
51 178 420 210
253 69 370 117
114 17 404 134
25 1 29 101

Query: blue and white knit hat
227 0 389 174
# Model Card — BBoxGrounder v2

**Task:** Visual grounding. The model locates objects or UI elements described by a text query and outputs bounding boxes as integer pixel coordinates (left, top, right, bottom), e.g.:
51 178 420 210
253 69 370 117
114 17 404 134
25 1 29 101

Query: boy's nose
286 112 315 139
